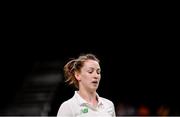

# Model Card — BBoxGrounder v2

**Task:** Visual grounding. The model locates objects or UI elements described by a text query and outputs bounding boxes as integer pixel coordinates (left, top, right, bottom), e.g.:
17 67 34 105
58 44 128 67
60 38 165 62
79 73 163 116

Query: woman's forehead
83 60 100 68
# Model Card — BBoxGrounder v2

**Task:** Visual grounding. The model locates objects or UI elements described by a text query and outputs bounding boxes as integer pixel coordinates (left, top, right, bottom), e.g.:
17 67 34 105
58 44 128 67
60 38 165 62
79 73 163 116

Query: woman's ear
75 71 81 81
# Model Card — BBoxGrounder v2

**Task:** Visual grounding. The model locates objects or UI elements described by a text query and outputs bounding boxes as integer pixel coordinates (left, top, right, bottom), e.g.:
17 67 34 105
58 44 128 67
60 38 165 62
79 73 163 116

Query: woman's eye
97 70 101 74
88 71 93 73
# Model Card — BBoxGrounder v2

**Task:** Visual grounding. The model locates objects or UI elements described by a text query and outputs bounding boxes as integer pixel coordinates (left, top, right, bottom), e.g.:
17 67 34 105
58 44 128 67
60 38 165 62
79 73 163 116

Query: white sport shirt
57 91 116 117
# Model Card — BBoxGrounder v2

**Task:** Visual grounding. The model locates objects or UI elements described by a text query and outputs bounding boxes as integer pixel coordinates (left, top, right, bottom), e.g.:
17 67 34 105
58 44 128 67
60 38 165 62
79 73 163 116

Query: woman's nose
93 73 100 79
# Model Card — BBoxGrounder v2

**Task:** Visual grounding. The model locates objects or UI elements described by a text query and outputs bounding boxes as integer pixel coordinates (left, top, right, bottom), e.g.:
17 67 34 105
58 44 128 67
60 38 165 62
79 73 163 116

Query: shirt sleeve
57 101 73 117
106 100 116 117
112 102 116 117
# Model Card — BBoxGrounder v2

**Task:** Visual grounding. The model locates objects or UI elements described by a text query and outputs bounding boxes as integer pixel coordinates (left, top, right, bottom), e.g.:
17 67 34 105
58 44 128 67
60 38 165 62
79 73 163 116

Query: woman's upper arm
57 102 73 117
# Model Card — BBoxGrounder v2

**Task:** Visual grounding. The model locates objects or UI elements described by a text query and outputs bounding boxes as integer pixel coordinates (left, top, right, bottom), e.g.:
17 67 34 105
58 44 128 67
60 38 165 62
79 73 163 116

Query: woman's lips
92 81 98 84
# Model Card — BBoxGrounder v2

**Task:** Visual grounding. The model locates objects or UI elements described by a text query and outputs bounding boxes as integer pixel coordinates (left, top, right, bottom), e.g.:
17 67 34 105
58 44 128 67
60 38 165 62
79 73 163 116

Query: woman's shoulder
57 97 75 116
99 97 114 105
99 97 116 116
60 97 75 106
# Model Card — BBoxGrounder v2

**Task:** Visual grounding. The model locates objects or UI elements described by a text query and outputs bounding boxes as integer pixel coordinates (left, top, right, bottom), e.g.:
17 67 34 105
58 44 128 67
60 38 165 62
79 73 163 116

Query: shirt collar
74 91 103 106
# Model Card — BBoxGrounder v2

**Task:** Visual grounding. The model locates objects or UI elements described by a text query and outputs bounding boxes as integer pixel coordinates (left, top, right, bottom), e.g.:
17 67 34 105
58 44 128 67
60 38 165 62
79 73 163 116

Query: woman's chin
90 86 98 91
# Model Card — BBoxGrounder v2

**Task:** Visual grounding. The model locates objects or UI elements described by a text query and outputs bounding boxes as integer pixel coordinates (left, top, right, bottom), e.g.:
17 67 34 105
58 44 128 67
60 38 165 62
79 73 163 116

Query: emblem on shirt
81 106 88 114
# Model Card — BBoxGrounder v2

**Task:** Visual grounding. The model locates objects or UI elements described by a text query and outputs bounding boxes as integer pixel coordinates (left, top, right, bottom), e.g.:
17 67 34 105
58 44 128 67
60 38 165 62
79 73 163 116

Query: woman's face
76 59 101 92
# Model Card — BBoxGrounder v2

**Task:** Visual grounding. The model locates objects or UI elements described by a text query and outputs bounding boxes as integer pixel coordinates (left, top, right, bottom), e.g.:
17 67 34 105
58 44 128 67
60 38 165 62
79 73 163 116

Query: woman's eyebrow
88 67 94 70
88 67 100 70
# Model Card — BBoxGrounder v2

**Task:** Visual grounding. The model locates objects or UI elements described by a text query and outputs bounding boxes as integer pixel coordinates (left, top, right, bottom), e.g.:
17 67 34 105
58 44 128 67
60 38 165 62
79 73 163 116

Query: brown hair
63 53 100 89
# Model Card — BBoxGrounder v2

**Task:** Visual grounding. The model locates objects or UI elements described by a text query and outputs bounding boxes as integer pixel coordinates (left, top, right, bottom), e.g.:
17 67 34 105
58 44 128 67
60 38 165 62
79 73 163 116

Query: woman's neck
78 89 98 106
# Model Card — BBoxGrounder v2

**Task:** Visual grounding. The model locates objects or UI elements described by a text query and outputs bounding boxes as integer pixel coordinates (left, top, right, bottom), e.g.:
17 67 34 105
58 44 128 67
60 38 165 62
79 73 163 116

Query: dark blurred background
0 41 179 116
1 5 179 116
